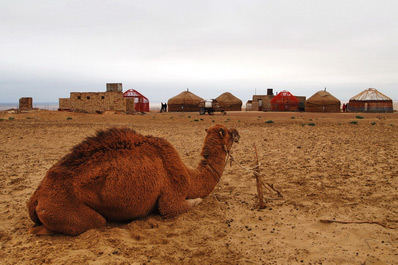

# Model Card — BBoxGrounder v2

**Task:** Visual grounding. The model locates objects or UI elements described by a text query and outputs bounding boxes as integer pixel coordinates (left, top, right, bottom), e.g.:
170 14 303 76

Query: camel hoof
187 198 202 207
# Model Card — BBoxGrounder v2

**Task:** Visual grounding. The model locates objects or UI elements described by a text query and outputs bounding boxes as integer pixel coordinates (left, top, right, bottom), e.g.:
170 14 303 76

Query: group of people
160 102 168 112
342 103 349 112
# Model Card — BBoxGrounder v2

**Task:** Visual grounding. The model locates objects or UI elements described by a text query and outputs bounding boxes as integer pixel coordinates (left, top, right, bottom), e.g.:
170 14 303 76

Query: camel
27 124 239 236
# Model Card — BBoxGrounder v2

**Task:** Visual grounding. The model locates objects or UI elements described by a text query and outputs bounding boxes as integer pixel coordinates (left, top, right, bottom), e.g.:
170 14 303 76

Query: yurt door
258 99 263 111
364 103 368 111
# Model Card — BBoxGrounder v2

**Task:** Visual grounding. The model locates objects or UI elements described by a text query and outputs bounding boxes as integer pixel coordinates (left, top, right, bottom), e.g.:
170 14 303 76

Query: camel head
205 124 240 152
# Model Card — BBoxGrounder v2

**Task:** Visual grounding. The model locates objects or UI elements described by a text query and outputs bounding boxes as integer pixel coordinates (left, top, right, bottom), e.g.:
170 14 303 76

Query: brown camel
27 124 239 236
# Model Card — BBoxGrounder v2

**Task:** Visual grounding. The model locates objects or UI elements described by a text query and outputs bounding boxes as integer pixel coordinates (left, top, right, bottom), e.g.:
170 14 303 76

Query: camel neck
186 140 228 199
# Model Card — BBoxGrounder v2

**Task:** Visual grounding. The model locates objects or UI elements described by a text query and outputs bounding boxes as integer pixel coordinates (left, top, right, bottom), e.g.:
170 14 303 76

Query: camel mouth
230 129 240 143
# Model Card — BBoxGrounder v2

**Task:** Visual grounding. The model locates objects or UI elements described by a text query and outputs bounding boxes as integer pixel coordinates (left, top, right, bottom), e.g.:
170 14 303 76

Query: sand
0 110 397 264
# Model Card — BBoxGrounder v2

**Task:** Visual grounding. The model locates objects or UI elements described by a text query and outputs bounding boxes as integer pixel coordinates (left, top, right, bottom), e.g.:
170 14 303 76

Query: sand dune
0 110 397 264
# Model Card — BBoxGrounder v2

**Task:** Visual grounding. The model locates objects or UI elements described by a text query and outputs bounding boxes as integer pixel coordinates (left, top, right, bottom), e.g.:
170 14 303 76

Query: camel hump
61 128 144 167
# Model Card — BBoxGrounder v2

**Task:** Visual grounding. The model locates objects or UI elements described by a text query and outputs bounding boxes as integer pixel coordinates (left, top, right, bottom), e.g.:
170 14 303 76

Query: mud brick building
59 83 135 113
19 97 33 110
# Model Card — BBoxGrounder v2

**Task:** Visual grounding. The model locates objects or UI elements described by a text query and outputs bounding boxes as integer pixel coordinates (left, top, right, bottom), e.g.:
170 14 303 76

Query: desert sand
0 110 397 264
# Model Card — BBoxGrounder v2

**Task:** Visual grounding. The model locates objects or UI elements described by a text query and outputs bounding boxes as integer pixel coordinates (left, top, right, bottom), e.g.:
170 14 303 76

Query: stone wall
251 95 273 111
19 97 33 110
59 91 131 113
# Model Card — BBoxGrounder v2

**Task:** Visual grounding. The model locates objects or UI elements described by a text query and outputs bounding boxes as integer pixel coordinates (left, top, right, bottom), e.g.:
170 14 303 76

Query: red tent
123 89 150 112
271 90 299 111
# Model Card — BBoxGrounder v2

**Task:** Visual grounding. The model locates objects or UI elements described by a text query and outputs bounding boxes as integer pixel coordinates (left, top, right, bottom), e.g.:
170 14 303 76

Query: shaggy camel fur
27 124 240 236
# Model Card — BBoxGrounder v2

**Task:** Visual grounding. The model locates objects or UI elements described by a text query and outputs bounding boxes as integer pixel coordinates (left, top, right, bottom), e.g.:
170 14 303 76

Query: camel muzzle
230 129 240 143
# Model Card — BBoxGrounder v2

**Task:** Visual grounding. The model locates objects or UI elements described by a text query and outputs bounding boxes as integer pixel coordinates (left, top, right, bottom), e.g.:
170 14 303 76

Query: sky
1 0 398 104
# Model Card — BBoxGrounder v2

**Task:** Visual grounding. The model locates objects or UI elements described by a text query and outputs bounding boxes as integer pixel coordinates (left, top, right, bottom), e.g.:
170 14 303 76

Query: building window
87 96 91 100
77 96 81 100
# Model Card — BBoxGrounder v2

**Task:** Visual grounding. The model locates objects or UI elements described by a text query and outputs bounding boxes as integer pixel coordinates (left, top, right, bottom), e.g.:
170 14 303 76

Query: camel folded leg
158 191 202 218
32 200 106 236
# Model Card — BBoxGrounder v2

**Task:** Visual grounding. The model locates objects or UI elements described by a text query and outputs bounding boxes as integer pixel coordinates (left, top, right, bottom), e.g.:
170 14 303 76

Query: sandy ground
0 110 397 265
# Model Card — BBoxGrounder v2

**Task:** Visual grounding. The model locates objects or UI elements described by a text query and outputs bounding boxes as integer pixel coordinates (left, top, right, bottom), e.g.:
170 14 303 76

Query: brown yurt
215 92 242 111
167 90 204 112
305 90 341 112
348 88 393 113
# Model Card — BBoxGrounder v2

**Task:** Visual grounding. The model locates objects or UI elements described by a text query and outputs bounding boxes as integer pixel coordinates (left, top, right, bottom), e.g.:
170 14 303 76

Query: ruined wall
59 92 130 113
19 97 33 110
59 98 71 110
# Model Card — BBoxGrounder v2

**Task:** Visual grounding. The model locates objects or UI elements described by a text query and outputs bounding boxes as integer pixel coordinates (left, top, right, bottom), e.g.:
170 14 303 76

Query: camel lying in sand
27 124 239 236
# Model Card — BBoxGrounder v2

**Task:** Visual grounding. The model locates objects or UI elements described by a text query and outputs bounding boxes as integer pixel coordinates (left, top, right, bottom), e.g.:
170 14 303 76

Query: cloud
1 0 398 103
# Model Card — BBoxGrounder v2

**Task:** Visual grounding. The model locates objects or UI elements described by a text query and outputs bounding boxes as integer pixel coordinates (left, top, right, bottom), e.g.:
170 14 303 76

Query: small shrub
308 123 316 126
212 120 215 123
309 119 313 121
200 118 204 121
8 117 15 120
66 117 73 120
350 121 358 125
194 119 199 122
265 120 274 124
188 116 191 118
371 122 376 125
26 117 33 119
356 115 364 119
291 117 296 119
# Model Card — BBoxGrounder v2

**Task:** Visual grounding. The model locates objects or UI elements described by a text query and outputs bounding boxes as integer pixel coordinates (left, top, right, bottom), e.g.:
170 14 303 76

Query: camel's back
56 127 184 176
59 128 144 168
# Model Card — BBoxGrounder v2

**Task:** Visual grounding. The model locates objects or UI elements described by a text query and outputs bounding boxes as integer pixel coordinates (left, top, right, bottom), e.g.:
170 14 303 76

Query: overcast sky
1 0 398 104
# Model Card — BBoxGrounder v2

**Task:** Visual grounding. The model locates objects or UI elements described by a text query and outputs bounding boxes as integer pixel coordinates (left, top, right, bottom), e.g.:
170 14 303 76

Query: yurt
215 92 242 111
167 90 204 112
348 88 393 113
271 90 299 111
305 90 341 112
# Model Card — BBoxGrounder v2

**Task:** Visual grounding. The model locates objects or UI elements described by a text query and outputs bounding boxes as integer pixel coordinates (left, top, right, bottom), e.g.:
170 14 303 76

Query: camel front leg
158 191 202 218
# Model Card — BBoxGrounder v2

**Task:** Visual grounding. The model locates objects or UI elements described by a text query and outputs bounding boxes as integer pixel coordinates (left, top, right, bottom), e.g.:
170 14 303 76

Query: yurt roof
350 88 392 101
215 92 242 104
271 90 299 102
168 91 204 105
307 90 340 104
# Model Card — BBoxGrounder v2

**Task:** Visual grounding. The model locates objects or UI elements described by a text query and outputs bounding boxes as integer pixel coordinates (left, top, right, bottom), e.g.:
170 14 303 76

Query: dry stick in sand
320 219 396 230
229 144 282 209
252 143 283 209
253 143 266 209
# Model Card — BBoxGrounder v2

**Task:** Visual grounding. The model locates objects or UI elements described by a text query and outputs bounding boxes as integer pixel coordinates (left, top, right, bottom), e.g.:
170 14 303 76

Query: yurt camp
305 90 341 112
167 90 204 112
215 92 242 111
348 88 393 113
271 90 300 111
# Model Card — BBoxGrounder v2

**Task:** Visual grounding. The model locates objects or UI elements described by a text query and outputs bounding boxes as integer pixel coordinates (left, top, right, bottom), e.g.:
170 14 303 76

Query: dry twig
320 219 396 229
253 144 266 209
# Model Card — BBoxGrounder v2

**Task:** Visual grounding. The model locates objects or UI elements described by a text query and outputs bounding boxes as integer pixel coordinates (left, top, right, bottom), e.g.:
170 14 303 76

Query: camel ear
219 128 225 138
